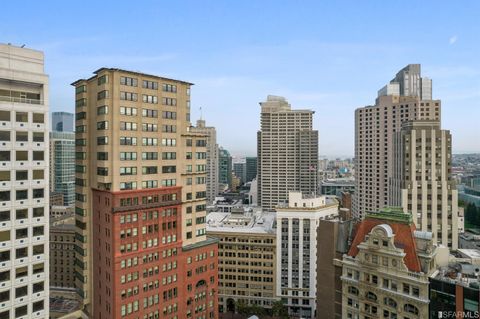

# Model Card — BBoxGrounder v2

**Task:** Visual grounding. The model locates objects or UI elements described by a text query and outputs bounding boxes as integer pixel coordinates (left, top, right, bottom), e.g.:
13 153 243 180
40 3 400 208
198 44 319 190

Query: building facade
316 217 353 319
207 210 278 313
49 131 75 206
391 120 459 249
354 65 441 219
233 162 246 185
72 68 218 318
218 147 232 190
258 96 318 210
0 44 49 318
341 208 437 319
51 111 74 132
245 157 257 183
190 119 219 204
276 192 338 318
50 215 76 289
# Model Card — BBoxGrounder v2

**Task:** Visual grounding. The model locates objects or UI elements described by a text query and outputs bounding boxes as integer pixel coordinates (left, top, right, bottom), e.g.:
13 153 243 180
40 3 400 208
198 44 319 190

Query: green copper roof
366 206 412 224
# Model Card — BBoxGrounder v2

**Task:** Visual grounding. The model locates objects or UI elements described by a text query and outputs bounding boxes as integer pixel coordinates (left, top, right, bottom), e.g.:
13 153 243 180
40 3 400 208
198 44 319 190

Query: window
142 123 158 132
97 74 108 85
120 152 137 161
97 105 108 115
97 167 108 176
162 125 176 133
120 122 137 131
404 304 419 315
142 166 158 175
33 151 44 161
142 180 158 189
0 111 9 121
162 97 177 106
162 152 176 160
162 179 176 187
32 170 43 179
120 167 137 176
162 111 176 119
0 191 10 202
120 182 137 190
33 188 44 199
97 136 109 145
120 76 138 87
16 112 28 122
0 152 10 161
142 152 158 160
120 106 137 116
16 151 28 161
97 90 109 100
16 190 28 200
97 121 108 130
16 131 28 142
143 80 158 90
142 94 158 104
120 137 137 145
120 91 138 101
162 166 176 173
142 138 157 146
162 139 176 146
142 109 158 118
97 152 108 160
162 84 177 92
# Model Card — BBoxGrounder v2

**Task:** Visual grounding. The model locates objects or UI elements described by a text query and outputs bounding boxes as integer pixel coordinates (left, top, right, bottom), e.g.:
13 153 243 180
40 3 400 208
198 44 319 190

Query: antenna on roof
200 106 203 120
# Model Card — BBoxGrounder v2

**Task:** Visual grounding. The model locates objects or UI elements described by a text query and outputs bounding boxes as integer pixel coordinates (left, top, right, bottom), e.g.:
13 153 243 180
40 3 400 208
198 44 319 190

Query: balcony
0 95 43 105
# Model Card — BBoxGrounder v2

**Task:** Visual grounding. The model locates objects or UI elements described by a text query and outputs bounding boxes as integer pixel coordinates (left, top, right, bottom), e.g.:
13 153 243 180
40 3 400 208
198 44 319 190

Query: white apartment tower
391 120 458 249
191 119 219 204
354 65 440 219
0 44 49 318
276 192 338 318
258 96 318 210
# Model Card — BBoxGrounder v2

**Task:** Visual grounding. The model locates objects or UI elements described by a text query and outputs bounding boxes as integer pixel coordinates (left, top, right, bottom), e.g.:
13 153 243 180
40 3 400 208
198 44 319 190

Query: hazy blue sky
2 1 479 157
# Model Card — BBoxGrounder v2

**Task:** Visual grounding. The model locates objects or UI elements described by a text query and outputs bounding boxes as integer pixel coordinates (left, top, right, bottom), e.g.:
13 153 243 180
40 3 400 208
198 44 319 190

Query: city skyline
2 1 480 156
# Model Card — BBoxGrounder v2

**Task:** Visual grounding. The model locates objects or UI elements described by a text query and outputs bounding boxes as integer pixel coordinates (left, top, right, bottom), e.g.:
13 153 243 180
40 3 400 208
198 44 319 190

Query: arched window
347 286 359 296
404 304 419 315
366 291 377 302
383 297 397 308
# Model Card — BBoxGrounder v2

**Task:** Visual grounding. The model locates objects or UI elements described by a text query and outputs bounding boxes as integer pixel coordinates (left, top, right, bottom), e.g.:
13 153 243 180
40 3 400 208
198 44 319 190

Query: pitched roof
347 214 421 272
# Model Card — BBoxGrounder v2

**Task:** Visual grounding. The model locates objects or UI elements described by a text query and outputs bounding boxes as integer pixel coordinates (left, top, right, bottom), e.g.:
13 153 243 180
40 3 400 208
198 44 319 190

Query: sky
2 1 480 157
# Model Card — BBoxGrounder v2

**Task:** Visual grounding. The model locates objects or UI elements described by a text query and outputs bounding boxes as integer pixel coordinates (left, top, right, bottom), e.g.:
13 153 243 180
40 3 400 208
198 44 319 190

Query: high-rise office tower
72 68 218 318
245 156 257 183
0 44 49 318
276 192 339 318
49 131 75 206
391 120 459 249
354 65 440 219
257 95 318 210
51 111 74 132
218 147 232 190
233 162 246 185
190 119 219 204
378 64 432 100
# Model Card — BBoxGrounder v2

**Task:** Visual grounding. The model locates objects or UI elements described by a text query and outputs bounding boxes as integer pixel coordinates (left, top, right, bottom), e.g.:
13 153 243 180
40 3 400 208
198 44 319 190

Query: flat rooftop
206 210 275 234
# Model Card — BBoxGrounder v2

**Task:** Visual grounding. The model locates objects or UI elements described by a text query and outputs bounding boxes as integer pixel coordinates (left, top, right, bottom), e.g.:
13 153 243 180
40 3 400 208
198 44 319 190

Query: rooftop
433 262 480 289
71 67 194 86
348 209 422 272
206 210 276 234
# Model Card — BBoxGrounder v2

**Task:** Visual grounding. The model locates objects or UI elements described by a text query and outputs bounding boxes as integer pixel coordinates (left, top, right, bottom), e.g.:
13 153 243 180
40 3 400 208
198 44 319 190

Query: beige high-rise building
257 96 318 210
354 65 441 219
0 44 49 319
72 68 218 318
391 120 458 249
276 192 339 318
340 207 437 319
190 119 219 204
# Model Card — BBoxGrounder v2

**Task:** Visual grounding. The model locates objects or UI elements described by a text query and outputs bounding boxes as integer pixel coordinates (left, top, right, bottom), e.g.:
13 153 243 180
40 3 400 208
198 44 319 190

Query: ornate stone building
340 207 437 319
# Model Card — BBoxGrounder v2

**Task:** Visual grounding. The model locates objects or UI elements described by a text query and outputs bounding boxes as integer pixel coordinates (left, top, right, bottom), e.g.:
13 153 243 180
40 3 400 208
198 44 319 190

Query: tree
271 300 289 319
